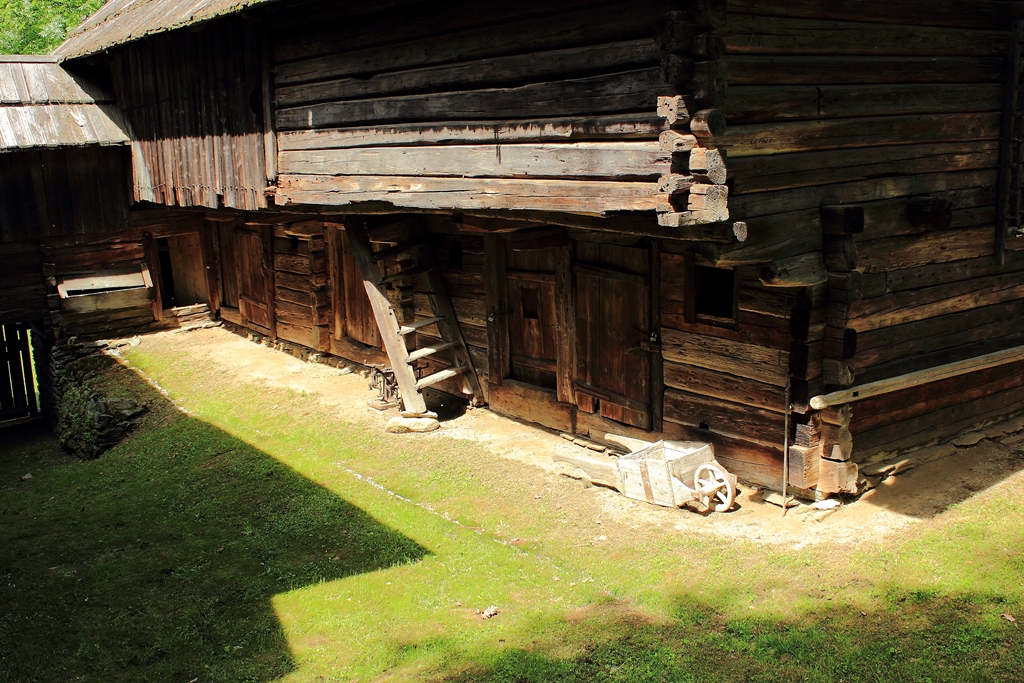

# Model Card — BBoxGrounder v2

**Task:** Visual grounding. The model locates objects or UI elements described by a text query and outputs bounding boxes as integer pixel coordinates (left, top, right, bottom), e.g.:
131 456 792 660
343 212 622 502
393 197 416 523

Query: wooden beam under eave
273 174 669 215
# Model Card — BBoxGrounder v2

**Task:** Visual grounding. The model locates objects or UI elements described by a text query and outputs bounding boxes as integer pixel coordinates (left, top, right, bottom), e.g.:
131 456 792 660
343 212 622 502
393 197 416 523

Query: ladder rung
371 241 421 262
407 341 458 362
381 264 430 285
416 366 466 390
399 316 445 335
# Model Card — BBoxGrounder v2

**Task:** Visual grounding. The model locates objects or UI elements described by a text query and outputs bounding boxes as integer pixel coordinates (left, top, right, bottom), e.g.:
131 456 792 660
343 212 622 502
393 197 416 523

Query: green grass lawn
1 341 1023 682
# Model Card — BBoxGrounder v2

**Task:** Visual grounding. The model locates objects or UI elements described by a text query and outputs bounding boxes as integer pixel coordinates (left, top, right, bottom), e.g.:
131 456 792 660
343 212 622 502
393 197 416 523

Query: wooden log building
3 0 1024 497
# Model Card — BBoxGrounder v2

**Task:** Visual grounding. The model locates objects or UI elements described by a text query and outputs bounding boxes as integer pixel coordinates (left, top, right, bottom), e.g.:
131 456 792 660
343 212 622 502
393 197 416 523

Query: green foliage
0 0 104 55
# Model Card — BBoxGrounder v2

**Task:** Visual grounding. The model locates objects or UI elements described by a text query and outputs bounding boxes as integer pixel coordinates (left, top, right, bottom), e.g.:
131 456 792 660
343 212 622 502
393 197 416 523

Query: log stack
269 220 332 352
656 1 731 228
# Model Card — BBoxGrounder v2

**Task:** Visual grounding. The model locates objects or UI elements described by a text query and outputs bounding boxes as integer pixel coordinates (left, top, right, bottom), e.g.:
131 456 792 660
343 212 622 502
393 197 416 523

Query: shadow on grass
0 357 429 683
434 593 1022 683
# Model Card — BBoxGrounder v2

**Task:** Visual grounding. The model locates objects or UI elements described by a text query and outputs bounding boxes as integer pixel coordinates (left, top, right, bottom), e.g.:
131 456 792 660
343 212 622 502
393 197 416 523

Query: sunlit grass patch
2 338 1022 682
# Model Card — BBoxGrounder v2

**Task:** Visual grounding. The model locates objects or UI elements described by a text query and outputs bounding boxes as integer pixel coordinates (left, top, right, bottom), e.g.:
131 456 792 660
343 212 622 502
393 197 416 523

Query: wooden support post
650 238 663 433
261 224 277 340
326 224 347 341
199 222 221 316
484 235 510 387
787 444 822 490
142 231 164 321
555 240 576 405
261 26 277 186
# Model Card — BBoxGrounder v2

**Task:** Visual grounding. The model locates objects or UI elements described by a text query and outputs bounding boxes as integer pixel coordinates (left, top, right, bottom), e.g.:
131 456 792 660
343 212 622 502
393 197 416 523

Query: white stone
386 416 439 434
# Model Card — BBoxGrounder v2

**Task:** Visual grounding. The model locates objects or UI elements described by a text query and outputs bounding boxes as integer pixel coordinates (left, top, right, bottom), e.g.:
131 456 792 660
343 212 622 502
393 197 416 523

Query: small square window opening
695 266 735 319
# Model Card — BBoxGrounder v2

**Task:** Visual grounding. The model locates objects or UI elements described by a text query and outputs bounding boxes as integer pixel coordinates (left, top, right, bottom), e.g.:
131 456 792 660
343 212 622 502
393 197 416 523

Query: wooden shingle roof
0 57 128 152
55 0 277 60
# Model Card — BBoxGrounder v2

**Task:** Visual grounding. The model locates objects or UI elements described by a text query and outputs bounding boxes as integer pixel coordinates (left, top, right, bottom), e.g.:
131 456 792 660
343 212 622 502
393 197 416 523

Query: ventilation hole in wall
249 89 261 117
289 236 300 254
521 287 540 320
448 239 463 269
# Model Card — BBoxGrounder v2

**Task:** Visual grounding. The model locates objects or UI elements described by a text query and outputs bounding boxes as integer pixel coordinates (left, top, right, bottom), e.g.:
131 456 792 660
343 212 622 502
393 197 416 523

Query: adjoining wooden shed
4 0 1024 498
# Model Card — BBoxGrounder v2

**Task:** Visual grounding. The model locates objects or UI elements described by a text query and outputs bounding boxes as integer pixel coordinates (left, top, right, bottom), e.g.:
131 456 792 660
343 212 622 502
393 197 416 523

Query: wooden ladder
345 218 483 415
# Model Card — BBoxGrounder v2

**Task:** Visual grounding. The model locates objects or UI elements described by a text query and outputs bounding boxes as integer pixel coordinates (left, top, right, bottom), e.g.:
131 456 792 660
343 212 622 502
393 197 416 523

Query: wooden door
165 233 208 307
216 222 240 309
0 323 37 422
574 241 652 429
236 227 273 332
340 230 381 348
507 246 559 390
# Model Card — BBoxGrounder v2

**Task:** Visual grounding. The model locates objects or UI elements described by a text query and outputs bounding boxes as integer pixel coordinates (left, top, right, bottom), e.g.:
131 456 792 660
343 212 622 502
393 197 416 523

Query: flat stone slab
387 416 440 433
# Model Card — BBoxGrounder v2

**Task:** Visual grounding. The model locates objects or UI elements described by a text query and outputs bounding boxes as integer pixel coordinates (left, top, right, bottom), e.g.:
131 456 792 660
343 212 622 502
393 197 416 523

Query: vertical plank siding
109 18 268 212
0 147 130 243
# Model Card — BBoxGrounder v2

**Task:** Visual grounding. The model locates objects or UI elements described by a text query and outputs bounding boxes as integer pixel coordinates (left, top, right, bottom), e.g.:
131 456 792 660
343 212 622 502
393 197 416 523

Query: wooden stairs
345 218 483 415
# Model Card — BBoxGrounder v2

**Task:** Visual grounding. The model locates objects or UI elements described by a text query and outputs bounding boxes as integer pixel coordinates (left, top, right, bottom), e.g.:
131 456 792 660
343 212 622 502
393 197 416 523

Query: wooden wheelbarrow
555 435 737 512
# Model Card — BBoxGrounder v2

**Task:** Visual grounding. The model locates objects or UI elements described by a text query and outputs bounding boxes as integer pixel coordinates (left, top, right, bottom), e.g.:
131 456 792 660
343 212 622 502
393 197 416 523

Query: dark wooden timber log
907 196 954 230
688 61 728 106
690 109 727 141
761 253 828 287
821 205 865 235
277 69 669 129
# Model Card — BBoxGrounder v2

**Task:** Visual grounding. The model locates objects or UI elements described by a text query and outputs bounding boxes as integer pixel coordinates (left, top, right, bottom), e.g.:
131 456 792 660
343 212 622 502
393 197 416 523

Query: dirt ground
110 326 1024 549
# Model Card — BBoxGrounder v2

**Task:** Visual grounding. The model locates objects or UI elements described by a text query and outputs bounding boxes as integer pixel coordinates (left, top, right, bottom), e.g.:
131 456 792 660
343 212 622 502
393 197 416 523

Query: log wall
269 220 331 353
268 0 680 215
719 0 1024 486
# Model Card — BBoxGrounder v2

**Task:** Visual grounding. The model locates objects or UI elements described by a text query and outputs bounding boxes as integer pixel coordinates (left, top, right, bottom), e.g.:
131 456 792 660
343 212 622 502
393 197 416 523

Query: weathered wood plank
857 226 995 273
663 388 786 448
279 142 667 179
724 14 1007 56
729 142 998 195
723 112 1000 158
848 272 1024 332
275 175 668 214
661 328 789 386
728 55 1004 86
663 360 786 412
274 0 672 85
728 0 1024 30
730 169 996 219
276 39 660 108
276 68 669 129
813 345 1024 410
276 114 667 151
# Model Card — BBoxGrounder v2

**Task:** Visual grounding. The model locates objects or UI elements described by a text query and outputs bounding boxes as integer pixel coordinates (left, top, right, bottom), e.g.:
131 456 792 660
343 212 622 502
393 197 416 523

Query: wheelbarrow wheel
693 463 736 513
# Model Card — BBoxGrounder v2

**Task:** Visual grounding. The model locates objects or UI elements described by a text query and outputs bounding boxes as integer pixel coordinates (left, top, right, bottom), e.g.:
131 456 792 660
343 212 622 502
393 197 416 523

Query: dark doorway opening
0 322 39 425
